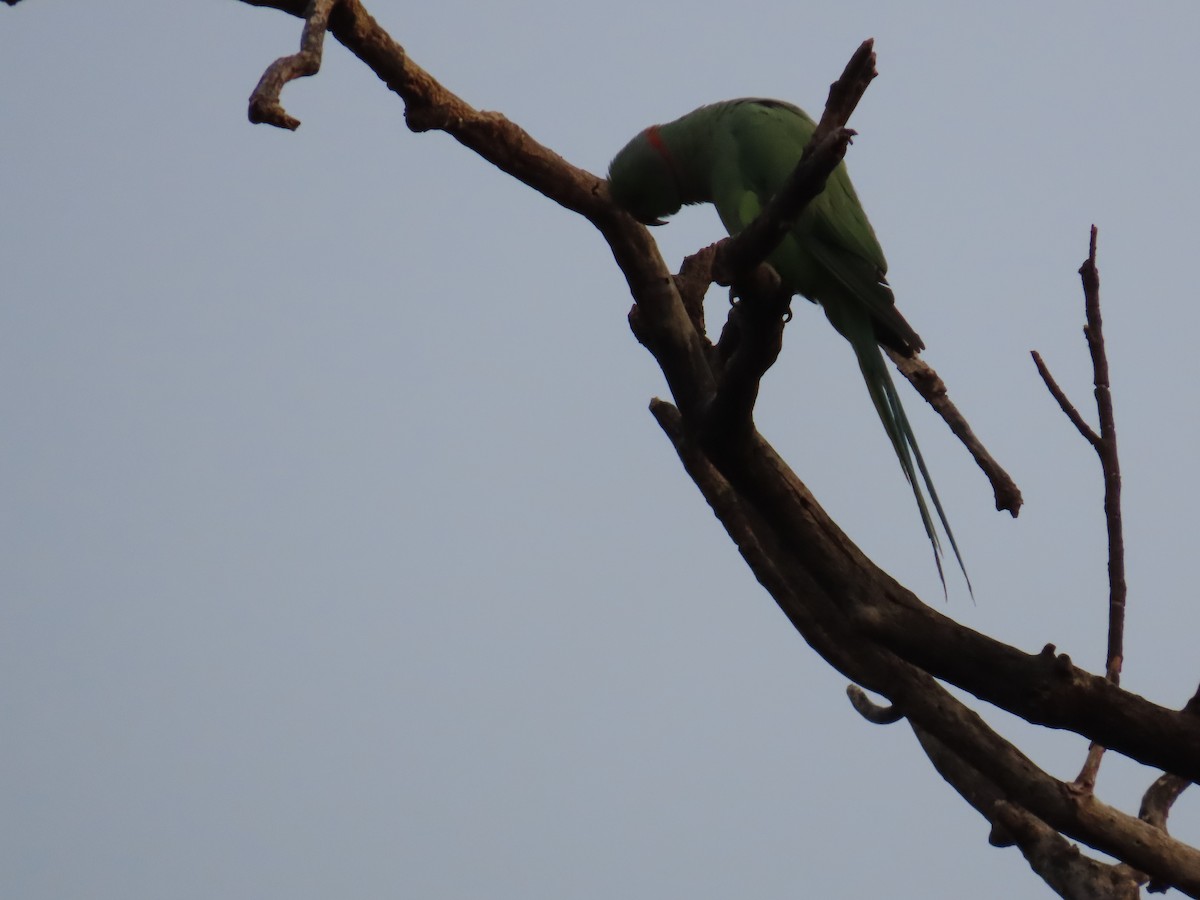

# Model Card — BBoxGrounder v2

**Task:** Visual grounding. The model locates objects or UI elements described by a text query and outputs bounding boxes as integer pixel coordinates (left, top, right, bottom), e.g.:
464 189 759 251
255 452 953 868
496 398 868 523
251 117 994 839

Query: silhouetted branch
813 38 878 141
888 349 1023 516
652 397 1200 894
910 727 1144 899
887 674 1148 898
248 0 338 130
701 53 870 440
1142 773 1191 837
1032 228 1127 791
991 801 1145 900
1142 685 1200 892
673 43 876 444
1031 351 1099 446
846 685 903 724
1081 227 1127 691
703 133 860 443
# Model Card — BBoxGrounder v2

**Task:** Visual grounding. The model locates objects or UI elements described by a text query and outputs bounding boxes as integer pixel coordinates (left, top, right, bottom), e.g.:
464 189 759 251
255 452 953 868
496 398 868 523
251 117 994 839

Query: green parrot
607 98 969 591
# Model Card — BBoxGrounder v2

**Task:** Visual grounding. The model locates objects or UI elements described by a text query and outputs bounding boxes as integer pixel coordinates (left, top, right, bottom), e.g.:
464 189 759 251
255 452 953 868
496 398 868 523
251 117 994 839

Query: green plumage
608 98 969 592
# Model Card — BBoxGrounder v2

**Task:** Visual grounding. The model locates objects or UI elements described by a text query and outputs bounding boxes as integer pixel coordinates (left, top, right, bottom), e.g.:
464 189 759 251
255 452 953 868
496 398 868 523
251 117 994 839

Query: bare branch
703 132 860 442
661 43 878 439
909 726 1144 899
242 0 715 422
248 0 338 130
876 657 1200 895
650 398 1200 886
693 52 876 439
990 801 1146 900
887 349 1023 516
813 38 878 142
1081 227 1128 696
1141 685 1200 892
846 684 903 724
1033 229 1127 790
1141 774 1191 834
1031 351 1101 447
848 680 1140 900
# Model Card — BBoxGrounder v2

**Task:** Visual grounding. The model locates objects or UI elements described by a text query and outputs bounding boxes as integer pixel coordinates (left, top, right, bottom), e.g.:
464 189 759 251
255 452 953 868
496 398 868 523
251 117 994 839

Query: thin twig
1032 227 1126 791
248 0 337 130
1032 351 1100 447
1083 227 1127 692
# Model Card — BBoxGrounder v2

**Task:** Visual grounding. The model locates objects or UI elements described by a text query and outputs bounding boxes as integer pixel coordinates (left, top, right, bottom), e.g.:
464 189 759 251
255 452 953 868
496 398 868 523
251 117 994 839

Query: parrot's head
607 126 682 226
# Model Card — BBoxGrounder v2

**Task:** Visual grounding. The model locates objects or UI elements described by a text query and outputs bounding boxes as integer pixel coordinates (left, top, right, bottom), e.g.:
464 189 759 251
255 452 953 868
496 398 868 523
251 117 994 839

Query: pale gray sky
3 2 1198 898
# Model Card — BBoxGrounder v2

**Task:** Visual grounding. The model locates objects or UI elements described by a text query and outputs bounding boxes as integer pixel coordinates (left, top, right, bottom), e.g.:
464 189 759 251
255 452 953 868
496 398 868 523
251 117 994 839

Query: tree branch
703 132 859 443
888 349 1024 516
650 394 1200 890
845 685 903 724
1032 229 1127 791
248 0 337 129
1032 350 1100 447
908 725 1144 900
813 38 879 141
696 44 876 440
1141 685 1200 892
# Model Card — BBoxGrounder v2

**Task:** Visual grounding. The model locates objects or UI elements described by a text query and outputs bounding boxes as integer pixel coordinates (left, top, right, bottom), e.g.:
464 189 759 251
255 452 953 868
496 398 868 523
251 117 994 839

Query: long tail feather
848 333 972 598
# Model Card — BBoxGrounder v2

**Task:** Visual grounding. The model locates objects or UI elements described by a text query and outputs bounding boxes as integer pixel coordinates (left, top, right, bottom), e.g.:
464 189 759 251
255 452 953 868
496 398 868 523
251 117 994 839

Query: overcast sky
3 2 1198 898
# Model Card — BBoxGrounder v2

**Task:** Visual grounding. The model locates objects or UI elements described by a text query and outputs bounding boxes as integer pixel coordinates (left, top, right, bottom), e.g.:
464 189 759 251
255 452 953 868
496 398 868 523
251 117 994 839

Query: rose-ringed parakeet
608 98 969 592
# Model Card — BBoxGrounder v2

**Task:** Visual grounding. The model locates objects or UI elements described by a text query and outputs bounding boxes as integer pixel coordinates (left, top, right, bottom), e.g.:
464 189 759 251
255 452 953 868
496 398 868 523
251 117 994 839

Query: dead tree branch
845 672 1138 900
1032 228 1128 791
652 397 1200 893
703 129 858 443
1142 685 1200 892
248 0 337 129
909 725 1144 900
888 349 1023 515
